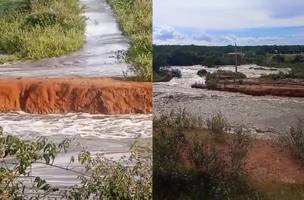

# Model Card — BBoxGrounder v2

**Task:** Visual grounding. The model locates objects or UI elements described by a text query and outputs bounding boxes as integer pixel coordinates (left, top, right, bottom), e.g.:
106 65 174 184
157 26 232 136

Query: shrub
0 127 152 199
205 72 219 89
66 143 152 200
0 127 69 199
170 68 182 78
197 69 208 77
153 111 261 200
206 112 228 138
0 0 85 60
280 119 304 161
106 0 152 81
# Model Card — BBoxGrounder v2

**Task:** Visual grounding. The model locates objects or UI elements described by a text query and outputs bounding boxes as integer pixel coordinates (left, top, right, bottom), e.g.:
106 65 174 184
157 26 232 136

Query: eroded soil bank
0 78 152 114
217 82 304 97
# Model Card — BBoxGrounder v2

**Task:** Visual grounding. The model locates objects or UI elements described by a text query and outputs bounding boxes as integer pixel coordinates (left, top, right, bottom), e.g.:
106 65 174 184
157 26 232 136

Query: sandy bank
0 77 152 114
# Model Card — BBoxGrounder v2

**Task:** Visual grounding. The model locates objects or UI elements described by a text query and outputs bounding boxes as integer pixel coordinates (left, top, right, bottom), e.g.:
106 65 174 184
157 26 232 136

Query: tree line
153 45 304 72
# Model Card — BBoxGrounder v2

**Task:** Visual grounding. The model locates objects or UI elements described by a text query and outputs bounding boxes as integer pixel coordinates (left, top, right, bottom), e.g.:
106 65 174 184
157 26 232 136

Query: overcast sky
153 0 304 45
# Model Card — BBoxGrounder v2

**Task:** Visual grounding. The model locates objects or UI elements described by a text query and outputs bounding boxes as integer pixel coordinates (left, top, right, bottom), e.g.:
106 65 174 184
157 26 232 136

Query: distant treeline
153 45 304 72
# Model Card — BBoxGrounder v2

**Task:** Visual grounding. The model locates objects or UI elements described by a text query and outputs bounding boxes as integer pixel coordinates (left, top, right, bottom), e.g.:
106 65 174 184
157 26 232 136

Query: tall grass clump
0 0 85 61
280 119 304 161
206 112 229 140
106 0 152 81
153 110 261 200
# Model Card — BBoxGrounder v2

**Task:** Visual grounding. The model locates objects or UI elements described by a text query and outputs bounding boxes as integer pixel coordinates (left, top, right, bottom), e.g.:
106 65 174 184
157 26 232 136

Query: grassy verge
106 0 152 81
153 110 304 199
0 0 85 61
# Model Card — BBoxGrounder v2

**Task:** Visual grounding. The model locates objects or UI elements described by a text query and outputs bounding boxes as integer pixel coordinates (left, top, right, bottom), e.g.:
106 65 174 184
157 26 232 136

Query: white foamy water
0 112 152 139
154 65 304 136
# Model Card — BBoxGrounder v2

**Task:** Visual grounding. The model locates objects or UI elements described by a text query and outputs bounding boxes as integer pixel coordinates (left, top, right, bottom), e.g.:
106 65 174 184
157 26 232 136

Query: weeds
206 112 229 139
0 0 85 61
280 119 304 161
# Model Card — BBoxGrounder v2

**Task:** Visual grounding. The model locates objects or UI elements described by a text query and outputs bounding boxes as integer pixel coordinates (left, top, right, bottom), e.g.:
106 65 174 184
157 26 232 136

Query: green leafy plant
0 127 70 199
0 127 152 199
106 0 152 81
65 142 152 200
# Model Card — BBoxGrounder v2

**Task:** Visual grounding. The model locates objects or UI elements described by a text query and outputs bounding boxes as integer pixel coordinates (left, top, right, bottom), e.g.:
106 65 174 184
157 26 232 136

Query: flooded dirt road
0 0 129 78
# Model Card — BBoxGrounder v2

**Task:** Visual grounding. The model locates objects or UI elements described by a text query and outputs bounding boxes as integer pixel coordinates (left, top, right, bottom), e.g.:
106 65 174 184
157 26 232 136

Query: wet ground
154 65 304 138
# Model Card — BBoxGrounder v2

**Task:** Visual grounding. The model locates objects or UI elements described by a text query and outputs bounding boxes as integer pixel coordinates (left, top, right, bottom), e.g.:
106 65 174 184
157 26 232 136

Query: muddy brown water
154 65 304 138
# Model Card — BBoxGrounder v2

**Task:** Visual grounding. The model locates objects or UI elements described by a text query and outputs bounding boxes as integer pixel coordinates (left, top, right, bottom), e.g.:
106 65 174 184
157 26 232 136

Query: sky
153 0 304 46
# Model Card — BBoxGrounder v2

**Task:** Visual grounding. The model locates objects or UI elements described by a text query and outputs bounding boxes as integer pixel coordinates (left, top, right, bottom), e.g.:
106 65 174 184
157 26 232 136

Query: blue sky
153 0 304 45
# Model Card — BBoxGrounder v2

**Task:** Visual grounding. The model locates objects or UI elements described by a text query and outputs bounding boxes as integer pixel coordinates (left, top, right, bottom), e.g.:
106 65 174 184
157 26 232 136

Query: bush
0 0 85 60
153 111 261 200
205 70 247 89
65 143 152 200
0 127 69 199
206 112 229 139
280 119 304 161
0 127 152 199
197 69 208 77
106 0 152 81
205 72 219 89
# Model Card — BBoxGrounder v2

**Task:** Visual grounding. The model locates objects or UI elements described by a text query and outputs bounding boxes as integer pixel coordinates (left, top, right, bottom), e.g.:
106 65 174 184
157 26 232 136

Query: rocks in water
197 69 208 77
170 68 182 78
191 82 206 89
153 68 182 82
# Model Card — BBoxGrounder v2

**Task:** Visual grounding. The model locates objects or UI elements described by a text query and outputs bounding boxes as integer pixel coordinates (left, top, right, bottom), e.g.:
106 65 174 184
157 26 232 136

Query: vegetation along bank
107 0 152 81
0 0 85 63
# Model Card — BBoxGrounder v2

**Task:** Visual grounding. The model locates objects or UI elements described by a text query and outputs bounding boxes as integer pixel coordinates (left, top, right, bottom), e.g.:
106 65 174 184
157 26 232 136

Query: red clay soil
0 77 152 114
218 83 304 97
246 140 304 184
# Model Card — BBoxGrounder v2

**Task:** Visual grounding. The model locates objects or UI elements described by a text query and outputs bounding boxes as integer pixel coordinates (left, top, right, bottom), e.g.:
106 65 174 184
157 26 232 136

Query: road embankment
0 78 152 114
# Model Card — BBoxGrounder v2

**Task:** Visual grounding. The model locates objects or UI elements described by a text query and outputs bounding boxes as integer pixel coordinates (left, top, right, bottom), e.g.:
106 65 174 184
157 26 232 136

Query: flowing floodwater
0 0 151 191
154 64 304 138
0 112 152 188
0 0 129 77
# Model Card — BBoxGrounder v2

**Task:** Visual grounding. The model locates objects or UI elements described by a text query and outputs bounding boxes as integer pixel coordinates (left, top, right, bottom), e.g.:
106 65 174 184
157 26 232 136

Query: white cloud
153 26 304 46
153 0 304 30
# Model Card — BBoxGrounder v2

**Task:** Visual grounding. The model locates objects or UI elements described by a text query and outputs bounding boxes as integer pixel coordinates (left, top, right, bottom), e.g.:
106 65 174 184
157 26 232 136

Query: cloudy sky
153 0 304 46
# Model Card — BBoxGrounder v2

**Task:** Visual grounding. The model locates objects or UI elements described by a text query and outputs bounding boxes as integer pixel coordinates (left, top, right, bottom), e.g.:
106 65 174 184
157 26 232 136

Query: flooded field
154 65 304 138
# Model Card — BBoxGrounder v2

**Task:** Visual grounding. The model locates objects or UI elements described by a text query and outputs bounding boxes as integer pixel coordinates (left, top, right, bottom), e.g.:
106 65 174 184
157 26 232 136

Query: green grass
106 0 152 81
0 0 85 61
